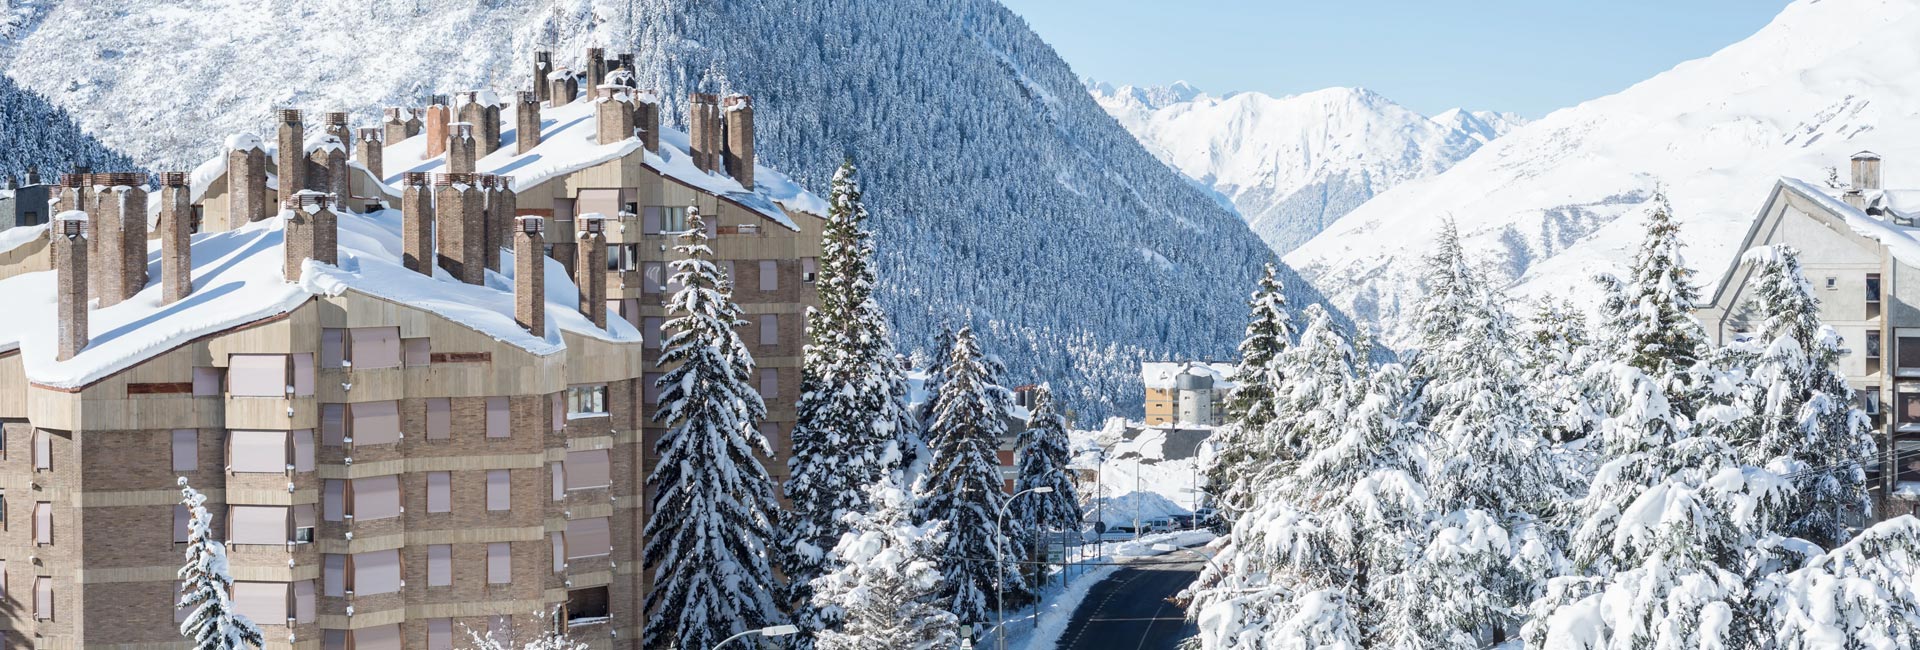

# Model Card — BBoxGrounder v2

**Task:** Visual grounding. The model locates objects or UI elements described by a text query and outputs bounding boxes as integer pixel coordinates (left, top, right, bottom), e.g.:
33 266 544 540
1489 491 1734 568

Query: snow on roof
1778 177 1920 269
0 207 639 389
1140 361 1236 390
0 223 47 255
378 96 826 229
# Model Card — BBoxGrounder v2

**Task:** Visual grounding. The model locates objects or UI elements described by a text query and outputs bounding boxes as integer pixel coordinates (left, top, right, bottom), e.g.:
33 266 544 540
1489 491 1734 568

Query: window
293 505 315 543
607 243 638 272
323 554 346 597
1899 389 1920 432
761 422 784 453
34 429 51 470
642 262 665 294
802 257 818 283
174 504 191 543
487 542 512 584
427 471 451 513
229 505 288 545
565 450 612 491
193 367 223 396
351 401 401 445
33 577 51 621
1826 276 1839 291
486 397 510 438
322 480 345 521
759 260 778 291
427 544 452 587
33 502 51 545
227 354 288 397
172 429 198 472
487 470 511 511
644 317 663 349
565 517 611 559
427 398 451 439
1899 330 1920 375
551 462 566 501
353 549 402 596
643 373 665 405
293 580 316 623
552 531 567 572
293 429 315 472
565 586 611 624
321 329 346 368
320 404 345 446
552 393 566 431
233 582 288 623
661 206 688 232
229 430 289 473
759 314 778 346
404 338 431 366
1869 330 1884 359
350 327 402 369
291 353 315 396
428 619 454 650
567 385 608 417
353 475 401 521
760 368 780 398
1869 273 1883 303
1867 386 1883 415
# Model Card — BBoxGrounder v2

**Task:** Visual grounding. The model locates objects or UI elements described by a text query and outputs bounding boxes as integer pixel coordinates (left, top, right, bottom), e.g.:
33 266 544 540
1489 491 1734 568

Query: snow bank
0 222 47 255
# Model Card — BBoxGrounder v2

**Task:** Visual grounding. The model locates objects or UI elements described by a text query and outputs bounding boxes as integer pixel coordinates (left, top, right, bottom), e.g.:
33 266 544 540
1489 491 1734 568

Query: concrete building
1701 151 1920 519
0 47 824 650
0 168 53 232
1140 362 1235 427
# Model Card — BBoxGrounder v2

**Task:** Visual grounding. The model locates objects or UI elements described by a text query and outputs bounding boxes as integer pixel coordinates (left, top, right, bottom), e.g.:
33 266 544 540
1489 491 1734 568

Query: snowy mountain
1089 82 1523 252
0 0 1309 421
0 74 138 181
1286 0 1920 345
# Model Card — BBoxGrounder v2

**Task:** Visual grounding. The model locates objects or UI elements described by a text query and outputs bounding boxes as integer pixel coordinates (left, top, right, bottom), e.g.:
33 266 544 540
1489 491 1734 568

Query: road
1052 555 1202 650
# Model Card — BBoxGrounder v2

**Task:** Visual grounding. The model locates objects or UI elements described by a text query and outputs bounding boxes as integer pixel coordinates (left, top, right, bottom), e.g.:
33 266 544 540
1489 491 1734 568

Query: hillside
0 73 138 181
0 0 1307 420
1089 82 1522 252
1285 0 1920 345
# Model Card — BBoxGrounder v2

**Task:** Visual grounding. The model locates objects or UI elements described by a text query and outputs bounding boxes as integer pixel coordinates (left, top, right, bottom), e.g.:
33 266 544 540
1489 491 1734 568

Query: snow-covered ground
1072 418 1211 531
996 529 1218 650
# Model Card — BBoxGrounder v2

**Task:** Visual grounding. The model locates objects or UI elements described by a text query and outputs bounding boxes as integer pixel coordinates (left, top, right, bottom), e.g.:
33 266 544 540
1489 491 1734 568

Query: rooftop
1140 361 1236 390
1778 177 1920 268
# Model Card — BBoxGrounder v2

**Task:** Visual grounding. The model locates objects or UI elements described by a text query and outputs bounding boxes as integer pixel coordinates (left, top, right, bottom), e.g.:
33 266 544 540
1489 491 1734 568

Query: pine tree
1762 517 1920 647
1523 299 1603 444
1730 245 1876 549
811 482 963 650
1205 264 1297 521
782 160 924 641
917 326 1023 627
176 478 265 650
1602 194 1713 416
643 207 786 650
1012 384 1084 583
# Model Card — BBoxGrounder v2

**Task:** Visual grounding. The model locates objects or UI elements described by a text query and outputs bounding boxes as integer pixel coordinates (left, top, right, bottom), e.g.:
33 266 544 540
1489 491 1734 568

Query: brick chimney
54 172 87 214
425 101 452 158
324 112 352 157
401 172 433 275
516 91 543 154
158 172 193 304
458 92 501 156
723 94 755 189
533 51 553 103
637 91 660 152
283 191 338 279
435 173 485 284
586 47 607 91
548 69 578 107
576 214 607 329
227 133 270 227
384 107 422 143
1854 151 1883 191
276 109 306 206
447 123 478 174
307 136 350 202
595 85 637 145
52 212 88 361
485 175 517 272
514 216 546 335
92 175 149 307
355 128 384 180
688 93 722 173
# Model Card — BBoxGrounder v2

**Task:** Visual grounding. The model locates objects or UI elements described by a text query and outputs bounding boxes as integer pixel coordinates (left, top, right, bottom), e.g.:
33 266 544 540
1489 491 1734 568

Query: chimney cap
279 109 302 123
54 210 88 236
579 213 606 234
285 190 333 210
325 111 349 125
159 171 189 187
516 215 545 233
1855 151 1883 161
723 94 752 108
404 172 429 187
689 92 719 104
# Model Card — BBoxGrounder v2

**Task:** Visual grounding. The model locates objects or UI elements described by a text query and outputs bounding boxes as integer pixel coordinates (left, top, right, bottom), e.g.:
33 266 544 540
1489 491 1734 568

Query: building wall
1143 388 1175 426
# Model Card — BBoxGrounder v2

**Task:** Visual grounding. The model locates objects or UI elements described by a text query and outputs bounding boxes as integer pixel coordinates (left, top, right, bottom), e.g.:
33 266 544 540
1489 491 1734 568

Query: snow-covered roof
1140 361 1236 390
379 97 826 230
1776 177 1920 269
0 207 640 389
0 223 47 255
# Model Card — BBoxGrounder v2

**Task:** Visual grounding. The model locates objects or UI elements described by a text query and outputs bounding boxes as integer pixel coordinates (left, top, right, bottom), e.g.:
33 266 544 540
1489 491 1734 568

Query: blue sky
998 0 1793 118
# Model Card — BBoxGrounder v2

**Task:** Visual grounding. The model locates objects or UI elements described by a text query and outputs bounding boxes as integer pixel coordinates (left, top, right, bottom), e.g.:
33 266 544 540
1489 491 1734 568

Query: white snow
1140 361 1236 390
1286 0 1920 345
0 222 47 254
0 207 639 389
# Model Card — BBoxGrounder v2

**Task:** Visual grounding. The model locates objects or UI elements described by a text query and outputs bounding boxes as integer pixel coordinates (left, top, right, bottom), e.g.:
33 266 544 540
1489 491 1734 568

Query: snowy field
1072 418 1211 530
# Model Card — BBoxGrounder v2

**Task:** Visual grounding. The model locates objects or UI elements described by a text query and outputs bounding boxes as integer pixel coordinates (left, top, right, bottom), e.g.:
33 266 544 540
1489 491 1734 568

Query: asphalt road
1052 556 1202 650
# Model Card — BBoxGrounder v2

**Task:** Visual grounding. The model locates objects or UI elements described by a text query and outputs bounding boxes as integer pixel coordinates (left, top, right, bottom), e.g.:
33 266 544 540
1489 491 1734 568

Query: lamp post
995 485 1055 650
1128 426 1176 541
710 624 800 650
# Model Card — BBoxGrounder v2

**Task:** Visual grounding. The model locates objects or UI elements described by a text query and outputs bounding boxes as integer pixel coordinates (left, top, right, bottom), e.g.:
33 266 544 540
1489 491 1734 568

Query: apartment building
0 46 824 650
1700 151 1920 519
1140 362 1234 427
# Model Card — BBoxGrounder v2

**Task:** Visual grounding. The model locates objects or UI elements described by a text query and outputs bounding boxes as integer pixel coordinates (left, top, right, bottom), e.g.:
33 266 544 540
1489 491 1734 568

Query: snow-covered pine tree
1762 516 1920 647
175 478 265 650
464 608 589 650
917 326 1023 628
1404 223 1566 645
917 326 957 426
811 482 962 650
1731 244 1876 549
1603 194 1713 416
642 207 786 650
1523 299 1603 443
1012 384 1083 583
1204 263 1297 521
782 160 924 641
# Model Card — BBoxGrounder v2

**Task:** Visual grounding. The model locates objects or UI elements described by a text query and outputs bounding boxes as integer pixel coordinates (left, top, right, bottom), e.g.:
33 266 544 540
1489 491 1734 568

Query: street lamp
710 624 799 650
995 485 1055 650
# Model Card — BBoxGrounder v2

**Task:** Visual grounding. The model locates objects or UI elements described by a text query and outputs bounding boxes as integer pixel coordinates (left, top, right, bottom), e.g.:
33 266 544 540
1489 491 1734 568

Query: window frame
566 384 610 419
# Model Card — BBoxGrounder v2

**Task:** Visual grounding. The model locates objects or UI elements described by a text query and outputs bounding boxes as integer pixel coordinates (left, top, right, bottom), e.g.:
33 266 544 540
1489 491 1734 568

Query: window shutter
33 502 51 545
33 577 51 621
802 257 818 281
33 429 50 470
486 397 510 438
487 470 511 511
349 327 402 369
428 619 454 650
643 262 663 293
229 430 289 473
350 401 401 445
759 314 778 346
426 398 451 439
322 480 345 522
352 475 401 521
171 429 198 472
642 206 663 234
294 505 316 535
427 472 451 513
353 549 402 595
293 580 316 624
292 429 315 472
644 373 665 405
487 543 512 584
427 544 452 587
403 338 431 366
355 624 402 650
759 260 778 291
291 353 315 396
320 329 346 368
643 317 663 349
230 506 289 545
551 462 566 502
232 582 288 623
760 368 779 398
173 505 190 543
565 517 611 559
552 393 565 431
322 555 346 597
551 532 566 572
193 367 222 395
565 450 611 491
227 354 288 397
320 404 346 446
